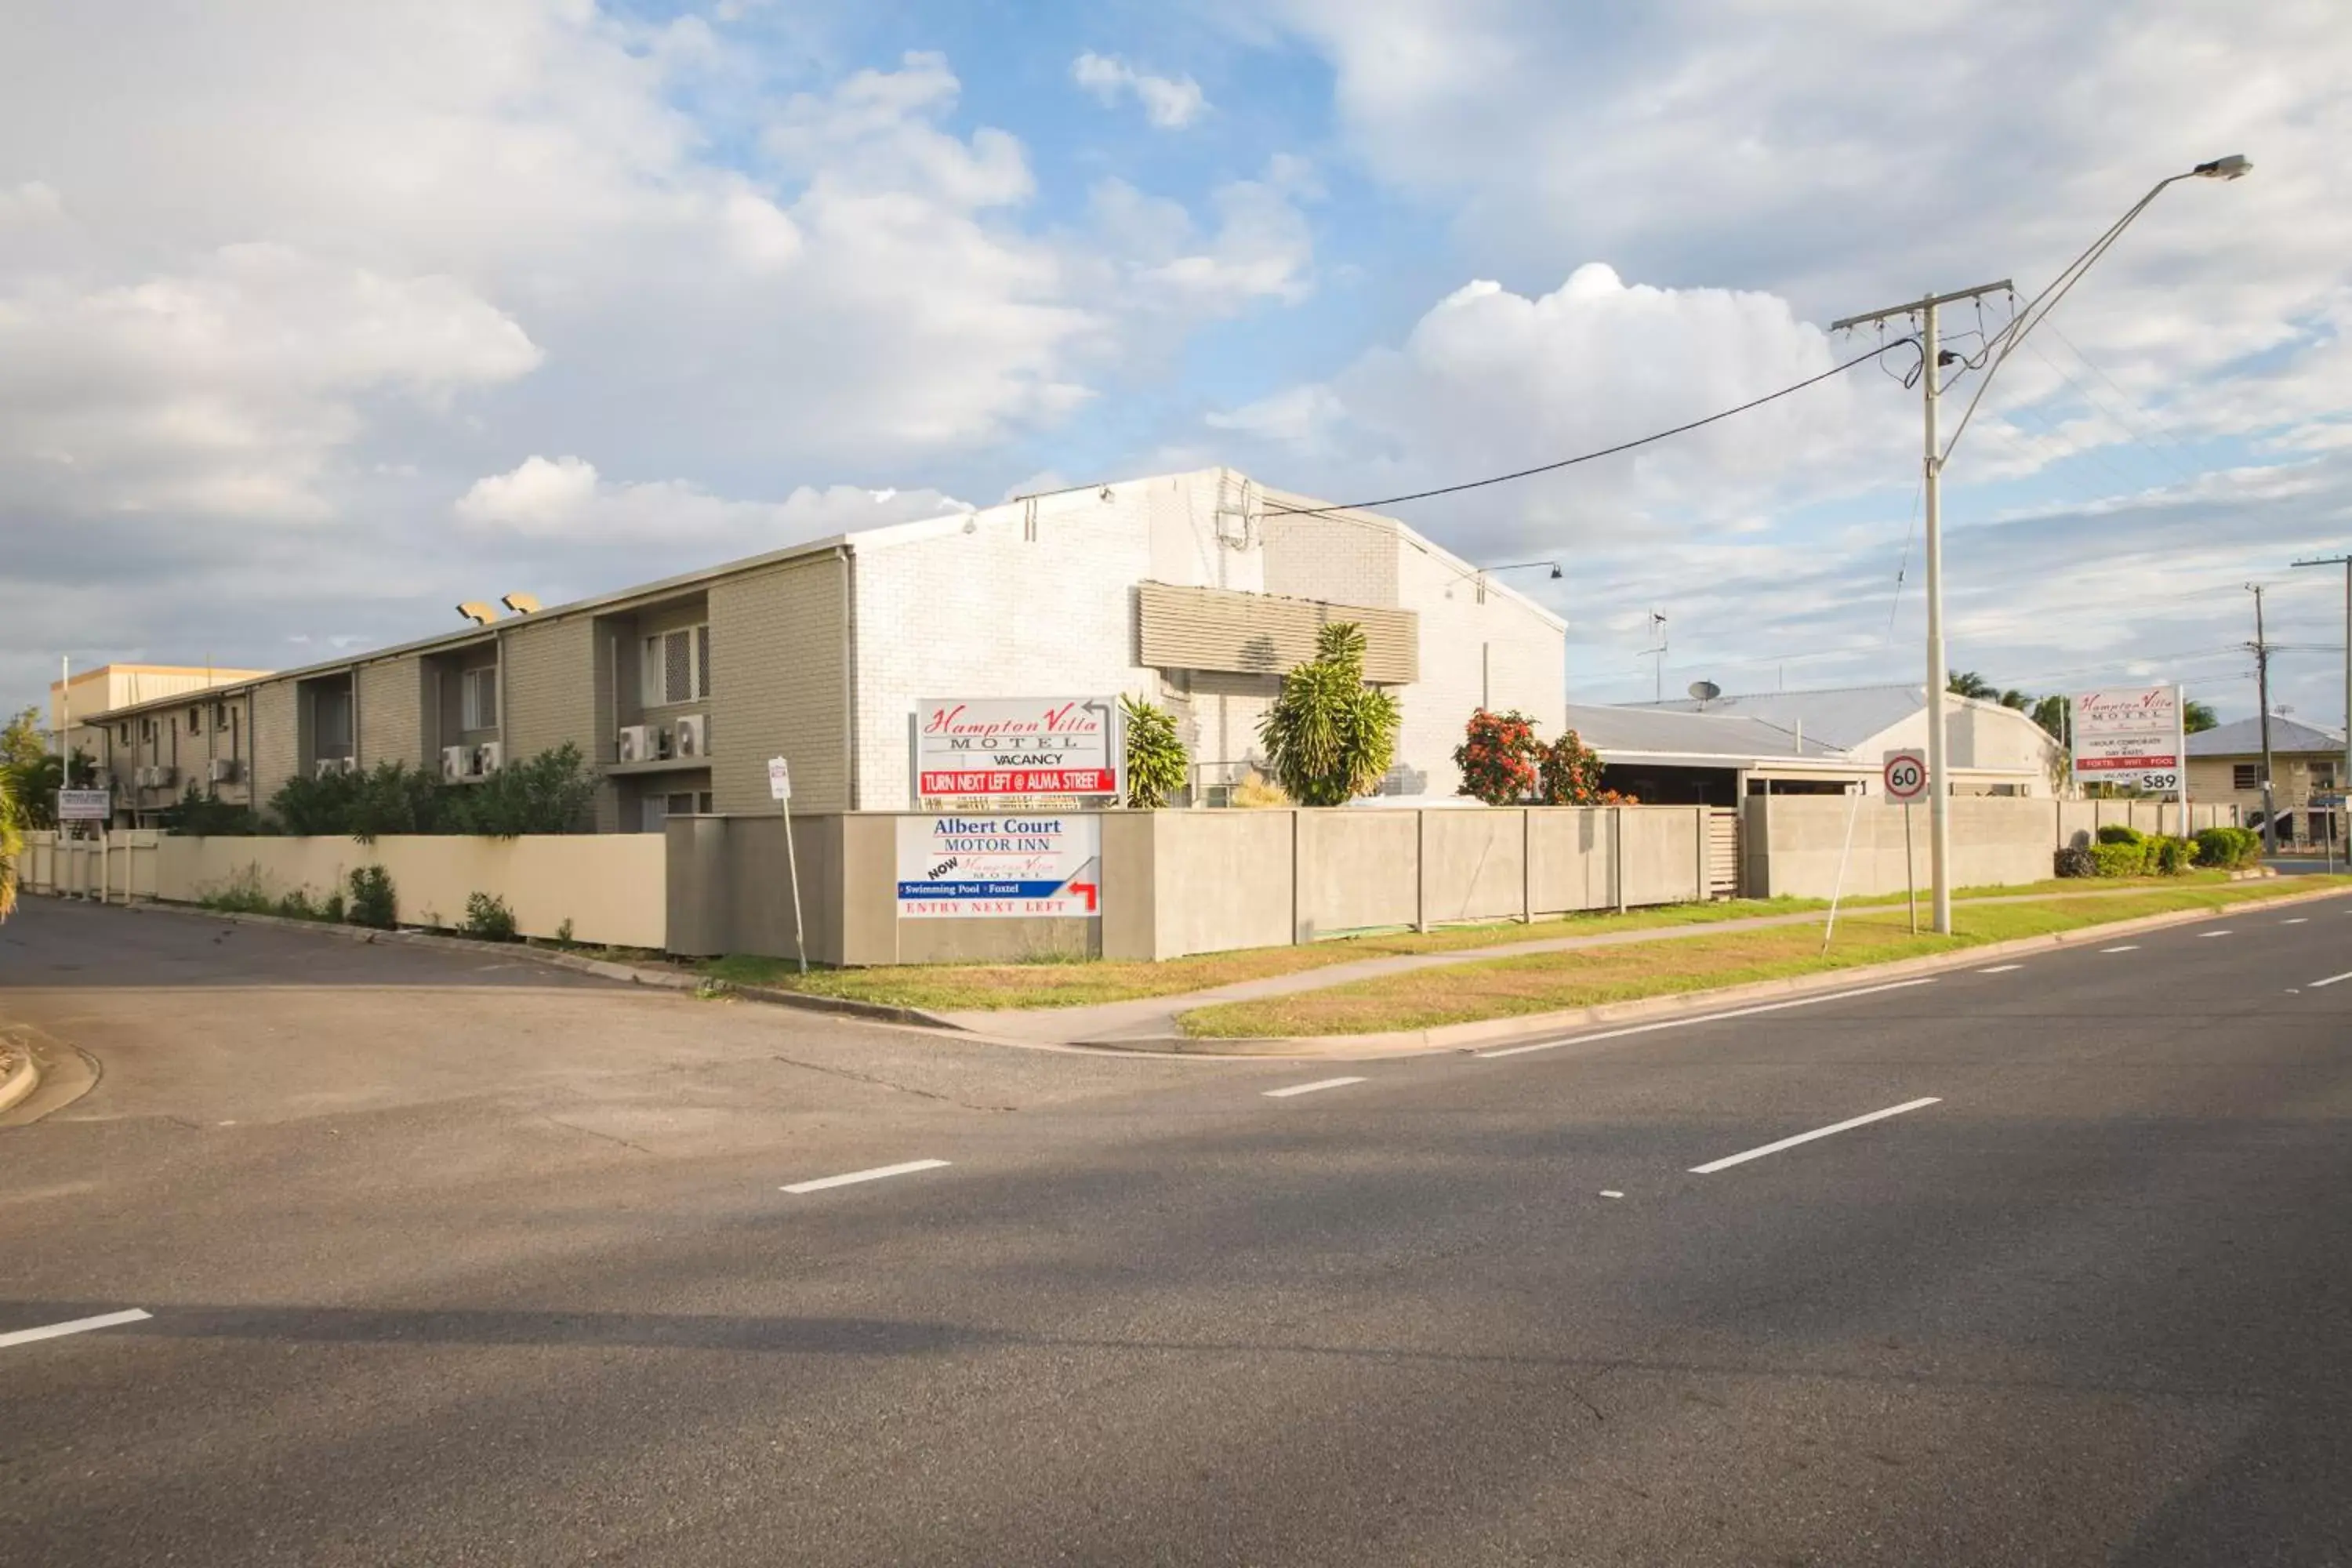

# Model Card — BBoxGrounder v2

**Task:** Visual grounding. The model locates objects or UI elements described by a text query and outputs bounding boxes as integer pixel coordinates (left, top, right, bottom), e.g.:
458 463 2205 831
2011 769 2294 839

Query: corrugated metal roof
1621 684 1931 750
1564 703 1847 760
2187 715 2347 757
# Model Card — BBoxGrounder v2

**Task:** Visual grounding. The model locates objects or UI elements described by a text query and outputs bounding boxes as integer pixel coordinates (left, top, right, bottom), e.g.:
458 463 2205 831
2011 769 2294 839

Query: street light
1481 560 1563 579
1830 156 2250 935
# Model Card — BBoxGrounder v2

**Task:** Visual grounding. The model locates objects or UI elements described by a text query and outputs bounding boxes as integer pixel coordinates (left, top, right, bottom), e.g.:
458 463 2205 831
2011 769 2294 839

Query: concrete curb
0 1034 40 1118
1087 882 2352 1059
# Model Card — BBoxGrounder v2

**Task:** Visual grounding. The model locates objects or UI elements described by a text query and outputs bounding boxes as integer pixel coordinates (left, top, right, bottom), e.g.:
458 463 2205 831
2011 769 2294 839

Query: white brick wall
1390 540 1567 799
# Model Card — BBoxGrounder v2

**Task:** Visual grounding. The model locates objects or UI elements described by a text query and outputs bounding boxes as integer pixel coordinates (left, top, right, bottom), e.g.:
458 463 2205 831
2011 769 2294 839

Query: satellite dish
1687 680 1722 706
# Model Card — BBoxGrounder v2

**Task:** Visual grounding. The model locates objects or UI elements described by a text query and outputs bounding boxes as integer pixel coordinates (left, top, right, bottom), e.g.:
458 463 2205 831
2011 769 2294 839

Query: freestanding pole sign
768 756 807 975
1883 750 1929 935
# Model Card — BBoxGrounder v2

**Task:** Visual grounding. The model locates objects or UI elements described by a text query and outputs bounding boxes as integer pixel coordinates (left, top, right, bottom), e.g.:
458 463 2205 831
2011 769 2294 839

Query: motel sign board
914 696 1120 806
895 814 1102 919
2071 685 2186 793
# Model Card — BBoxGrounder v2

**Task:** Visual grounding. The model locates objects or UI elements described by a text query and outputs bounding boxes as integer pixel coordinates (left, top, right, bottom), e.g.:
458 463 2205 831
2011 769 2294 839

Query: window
640 624 711 706
213 702 230 732
461 666 499 731
2315 763 2338 790
188 706 202 732
313 688 353 755
2233 763 2259 790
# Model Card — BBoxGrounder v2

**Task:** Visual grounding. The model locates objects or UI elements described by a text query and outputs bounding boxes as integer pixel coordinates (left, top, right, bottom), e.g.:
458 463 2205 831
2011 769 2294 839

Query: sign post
1882 750 1929 935
1820 782 1867 956
56 789 109 902
768 756 807 975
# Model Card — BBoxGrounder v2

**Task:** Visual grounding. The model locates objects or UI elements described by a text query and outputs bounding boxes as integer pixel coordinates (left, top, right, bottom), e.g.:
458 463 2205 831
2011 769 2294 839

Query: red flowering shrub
1538 728 1611 805
1454 709 1543 804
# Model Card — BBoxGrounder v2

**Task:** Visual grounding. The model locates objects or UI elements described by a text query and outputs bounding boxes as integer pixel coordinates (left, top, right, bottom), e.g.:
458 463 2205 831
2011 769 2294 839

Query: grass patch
1177 878 2352 1038
691 897 1835 1012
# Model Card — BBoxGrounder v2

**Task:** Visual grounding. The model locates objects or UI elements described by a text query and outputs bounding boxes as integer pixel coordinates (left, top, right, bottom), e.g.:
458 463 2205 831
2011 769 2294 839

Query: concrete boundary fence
24 795 2241 967
24 830 665 949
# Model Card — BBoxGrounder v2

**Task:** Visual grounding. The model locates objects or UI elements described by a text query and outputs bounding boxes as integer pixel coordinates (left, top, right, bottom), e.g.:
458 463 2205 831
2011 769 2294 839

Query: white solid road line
2102 945 2140 953
1690 1098 1943 1175
1979 964 2024 974
2202 931 2233 938
0 1308 152 1351
1262 1076 1367 1098
1477 978 1937 1059
781 1159 951 1195
2310 971 2352 989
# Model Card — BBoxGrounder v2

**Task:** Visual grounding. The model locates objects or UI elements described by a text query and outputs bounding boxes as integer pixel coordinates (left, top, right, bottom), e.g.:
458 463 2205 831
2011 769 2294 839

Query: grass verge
695 896 1838 1012
1175 877 2351 1039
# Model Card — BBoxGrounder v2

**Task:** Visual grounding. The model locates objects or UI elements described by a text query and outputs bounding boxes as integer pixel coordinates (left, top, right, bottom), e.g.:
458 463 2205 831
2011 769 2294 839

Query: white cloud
455 452 970 546
1071 52 1208 129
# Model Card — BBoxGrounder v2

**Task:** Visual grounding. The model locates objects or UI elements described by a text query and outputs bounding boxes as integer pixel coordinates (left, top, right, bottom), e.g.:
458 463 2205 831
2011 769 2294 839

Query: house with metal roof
2187 714 2346 846
1604 682 2066 803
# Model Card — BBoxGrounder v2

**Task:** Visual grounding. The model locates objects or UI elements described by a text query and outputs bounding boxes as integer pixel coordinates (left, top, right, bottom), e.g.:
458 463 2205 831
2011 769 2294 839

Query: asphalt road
3 894 2350 1566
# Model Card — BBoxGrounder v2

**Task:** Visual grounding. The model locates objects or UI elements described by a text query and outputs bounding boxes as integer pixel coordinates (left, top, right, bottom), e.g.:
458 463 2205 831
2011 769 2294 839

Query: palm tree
1257 622 1402 806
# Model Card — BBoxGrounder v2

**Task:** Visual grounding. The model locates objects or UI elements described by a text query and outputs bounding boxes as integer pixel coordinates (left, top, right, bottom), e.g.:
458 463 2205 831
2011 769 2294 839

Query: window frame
460 665 499 733
639 622 712 707
2232 763 2259 791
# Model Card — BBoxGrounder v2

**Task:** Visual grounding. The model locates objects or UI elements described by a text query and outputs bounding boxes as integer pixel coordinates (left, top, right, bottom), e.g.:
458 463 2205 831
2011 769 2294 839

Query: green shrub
347 865 397 929
2095 823 2145 846
199 866 276 915
554 917 575 947
268 766 368 836
163 784 260 836
347 761 448 842
2151 835 2194 876
2194 825 2262 869
2053 844 2096 878
446 743 596 837
2090 840 2149 877
322 890 346 922
276 889 320 920
1120 695 1189 809
461 891 517 942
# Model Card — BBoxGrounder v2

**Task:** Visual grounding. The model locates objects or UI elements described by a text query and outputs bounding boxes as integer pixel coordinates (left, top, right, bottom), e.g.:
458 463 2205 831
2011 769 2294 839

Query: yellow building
50 663 272 739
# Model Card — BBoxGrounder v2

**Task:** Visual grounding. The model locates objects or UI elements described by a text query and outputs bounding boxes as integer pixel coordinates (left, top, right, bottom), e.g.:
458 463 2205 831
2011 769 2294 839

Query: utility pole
1829 281 2011 935
2248 583 2277 856
1641 611 1668 704
2292 554 2352 857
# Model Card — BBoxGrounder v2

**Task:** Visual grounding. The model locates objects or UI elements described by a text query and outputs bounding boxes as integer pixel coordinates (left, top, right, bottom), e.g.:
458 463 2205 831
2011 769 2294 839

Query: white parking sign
1882 750 1929 804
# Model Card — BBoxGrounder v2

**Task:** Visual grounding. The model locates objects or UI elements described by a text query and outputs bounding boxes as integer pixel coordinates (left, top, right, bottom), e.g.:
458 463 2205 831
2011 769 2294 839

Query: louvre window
2233 764 2259 790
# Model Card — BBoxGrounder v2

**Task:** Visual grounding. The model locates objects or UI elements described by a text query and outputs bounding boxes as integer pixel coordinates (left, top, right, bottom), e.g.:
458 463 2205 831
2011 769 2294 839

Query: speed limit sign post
1884 750 1929 934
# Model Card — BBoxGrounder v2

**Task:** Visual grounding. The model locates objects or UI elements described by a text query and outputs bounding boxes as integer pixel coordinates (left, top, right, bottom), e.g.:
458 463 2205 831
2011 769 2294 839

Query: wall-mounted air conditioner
618 724 654 764
475 741 504 775
132 766 153 789
152 765 176 789
209 758 240 784
441 745 471 783
673 713 709 759
314 757 354 779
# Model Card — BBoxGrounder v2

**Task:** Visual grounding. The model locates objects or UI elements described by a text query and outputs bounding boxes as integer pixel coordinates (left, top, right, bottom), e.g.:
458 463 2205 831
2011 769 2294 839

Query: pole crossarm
1828 280 2016 334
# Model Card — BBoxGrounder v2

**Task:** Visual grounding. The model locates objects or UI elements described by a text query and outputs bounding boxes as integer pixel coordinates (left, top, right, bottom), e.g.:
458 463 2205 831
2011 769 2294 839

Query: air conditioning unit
475 741 504 775
618 724 655 764
441 745 472 783
314 757 354 779
209 757 240 784
673 713 709 759
132 766 153 789
152 764 176 789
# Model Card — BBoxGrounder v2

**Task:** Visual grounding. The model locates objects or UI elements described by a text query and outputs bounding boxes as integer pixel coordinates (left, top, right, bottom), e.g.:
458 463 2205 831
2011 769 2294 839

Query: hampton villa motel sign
913 696 1121 806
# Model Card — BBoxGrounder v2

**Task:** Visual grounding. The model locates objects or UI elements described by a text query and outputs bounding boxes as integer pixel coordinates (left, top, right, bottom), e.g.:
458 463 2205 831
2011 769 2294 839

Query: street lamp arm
1941 158 2245 464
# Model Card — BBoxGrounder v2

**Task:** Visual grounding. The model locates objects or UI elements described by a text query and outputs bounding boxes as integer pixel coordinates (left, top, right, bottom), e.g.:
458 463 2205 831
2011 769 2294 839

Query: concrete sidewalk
938 880 2276 1045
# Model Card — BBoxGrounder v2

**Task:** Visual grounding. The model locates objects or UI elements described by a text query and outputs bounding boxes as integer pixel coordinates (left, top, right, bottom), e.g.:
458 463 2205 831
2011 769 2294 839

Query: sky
4 0 2350 733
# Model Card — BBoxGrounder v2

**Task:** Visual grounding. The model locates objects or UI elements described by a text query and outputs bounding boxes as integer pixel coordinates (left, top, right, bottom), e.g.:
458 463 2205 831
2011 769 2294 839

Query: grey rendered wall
708 554 851 816
1294 811 1417 937
1419 809 1528 924
1530 808 1621 914
1128 810 1294 960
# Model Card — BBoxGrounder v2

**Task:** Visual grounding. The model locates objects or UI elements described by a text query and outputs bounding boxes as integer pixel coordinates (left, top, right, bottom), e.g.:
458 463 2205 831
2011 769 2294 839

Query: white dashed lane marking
1262 1077 1367 1099
781 1160 951 1195
1690 1098 1943 1175
0 1309 152 1351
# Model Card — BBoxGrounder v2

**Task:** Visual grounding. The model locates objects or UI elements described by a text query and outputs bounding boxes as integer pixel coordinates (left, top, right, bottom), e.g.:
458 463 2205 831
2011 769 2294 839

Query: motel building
60 468 1566 831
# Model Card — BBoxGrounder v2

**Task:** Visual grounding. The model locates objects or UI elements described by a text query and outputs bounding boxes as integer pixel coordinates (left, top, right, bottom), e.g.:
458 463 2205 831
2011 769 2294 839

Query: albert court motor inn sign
895 814 1102 920
914 696 1120 807
2071 684 2187 793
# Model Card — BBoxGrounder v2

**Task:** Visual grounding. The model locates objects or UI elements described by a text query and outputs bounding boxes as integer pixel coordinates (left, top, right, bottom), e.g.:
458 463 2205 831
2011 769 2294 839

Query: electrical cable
1259 340 1915 519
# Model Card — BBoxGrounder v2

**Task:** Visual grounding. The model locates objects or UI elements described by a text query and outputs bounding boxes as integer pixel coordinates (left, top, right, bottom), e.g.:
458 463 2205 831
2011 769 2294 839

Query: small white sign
1882 749 1929 804
56 788 110 821
895 814 1102 919
767 756 792 803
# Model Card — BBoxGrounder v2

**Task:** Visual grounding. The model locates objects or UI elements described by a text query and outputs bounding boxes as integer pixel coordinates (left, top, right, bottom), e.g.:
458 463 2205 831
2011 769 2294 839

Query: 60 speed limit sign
1882 749 1929 804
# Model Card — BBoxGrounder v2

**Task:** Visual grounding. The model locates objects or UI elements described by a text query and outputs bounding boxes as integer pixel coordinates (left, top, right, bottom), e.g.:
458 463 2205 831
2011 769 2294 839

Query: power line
1259 342 1913 519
